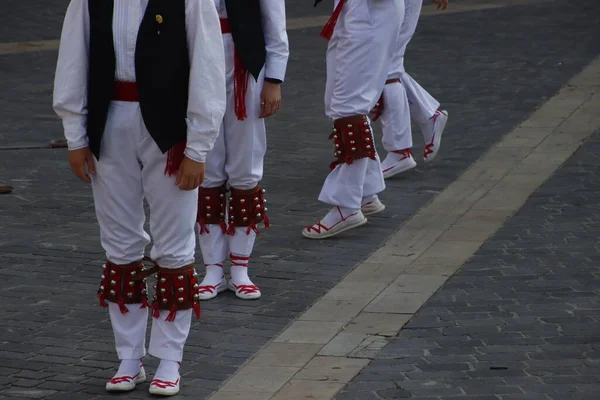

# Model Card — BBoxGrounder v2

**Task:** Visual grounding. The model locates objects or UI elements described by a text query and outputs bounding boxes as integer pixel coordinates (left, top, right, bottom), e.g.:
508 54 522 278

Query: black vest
224 0 266 80
87 0 190 159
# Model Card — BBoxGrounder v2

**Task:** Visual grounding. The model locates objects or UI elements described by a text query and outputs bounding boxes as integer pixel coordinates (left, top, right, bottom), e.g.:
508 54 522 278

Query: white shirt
213 0 289 81
53 0 227 163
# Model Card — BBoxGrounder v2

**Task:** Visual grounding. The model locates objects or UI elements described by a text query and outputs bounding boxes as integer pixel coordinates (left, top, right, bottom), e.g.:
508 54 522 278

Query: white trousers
199 33 265 263
382 0 440 151
319 0 403 209
92 101 195 362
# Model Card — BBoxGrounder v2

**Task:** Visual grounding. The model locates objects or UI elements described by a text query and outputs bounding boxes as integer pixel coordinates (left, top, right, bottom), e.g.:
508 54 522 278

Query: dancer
53 0 226 395
196 0 289 300
302 0 405 239
371 0 449 179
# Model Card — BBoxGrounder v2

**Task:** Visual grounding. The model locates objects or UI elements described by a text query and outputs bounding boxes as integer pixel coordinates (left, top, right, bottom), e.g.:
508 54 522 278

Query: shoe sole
423 111 448 164
382 161 417 179
149 386 180 396
362 203 386 216
302 217 368 240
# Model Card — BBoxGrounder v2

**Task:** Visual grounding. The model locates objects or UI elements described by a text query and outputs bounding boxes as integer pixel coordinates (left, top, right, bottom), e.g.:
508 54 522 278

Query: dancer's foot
422 109 448 163
361 195 386 216
302 207 367 239
149 360 180 396
381 149 417 179
105 360 145 392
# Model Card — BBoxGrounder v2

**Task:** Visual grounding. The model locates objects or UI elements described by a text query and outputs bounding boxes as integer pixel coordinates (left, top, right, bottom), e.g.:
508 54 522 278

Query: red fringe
98 292 108 308
320 0 347 40
152 302 161 319
263 214 270 229
246 222 260 236
198 219 210 235
118 300 129 315
220 220 228 234
165 141 187 176
233 50 249 121
370 94 384 122
226 222 236 236
166 307 178 322
193 302 201 320
140 296 150 309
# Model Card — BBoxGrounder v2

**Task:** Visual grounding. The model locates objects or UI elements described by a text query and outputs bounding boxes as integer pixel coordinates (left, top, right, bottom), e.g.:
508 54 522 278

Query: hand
259 82 281 119
68 147 96 183
433 0 448 10
175 157 205 190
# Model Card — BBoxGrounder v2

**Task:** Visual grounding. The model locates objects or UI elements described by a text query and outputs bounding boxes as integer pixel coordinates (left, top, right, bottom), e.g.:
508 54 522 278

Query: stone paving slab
211 56 600 399
337 128 600 400
1 0 599 399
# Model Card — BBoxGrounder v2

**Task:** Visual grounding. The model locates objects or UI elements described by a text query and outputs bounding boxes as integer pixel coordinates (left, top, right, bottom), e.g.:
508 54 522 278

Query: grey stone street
1 0 600 399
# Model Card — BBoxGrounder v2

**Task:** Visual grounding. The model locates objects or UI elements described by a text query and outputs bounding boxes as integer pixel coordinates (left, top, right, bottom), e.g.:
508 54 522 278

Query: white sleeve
184 0 227 163
52 0 91 151
260 0 289 82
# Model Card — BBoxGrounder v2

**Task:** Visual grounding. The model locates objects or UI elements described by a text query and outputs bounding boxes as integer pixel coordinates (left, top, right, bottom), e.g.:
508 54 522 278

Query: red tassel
140 296 150 309
166 307 178 322
193 302 200 320
198 219 210 235
118 300 129 315
233 50 249 121
165 141 187 176
320 0 347 40
370 94 384 122
227 222 236 236
263 213 270 229
246 222 260 235
220 220 228 234
152 302 161 319
98 292 108 308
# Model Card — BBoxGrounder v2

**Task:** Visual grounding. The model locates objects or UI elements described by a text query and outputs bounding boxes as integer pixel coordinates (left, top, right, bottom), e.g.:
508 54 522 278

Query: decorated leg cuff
329 115 376 170
227 186 270 235
197 185 227 234
98 261 149 314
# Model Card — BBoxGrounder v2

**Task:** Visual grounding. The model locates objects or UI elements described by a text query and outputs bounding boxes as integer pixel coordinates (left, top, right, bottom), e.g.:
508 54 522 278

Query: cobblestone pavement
336 129 600 400
1 0 599 399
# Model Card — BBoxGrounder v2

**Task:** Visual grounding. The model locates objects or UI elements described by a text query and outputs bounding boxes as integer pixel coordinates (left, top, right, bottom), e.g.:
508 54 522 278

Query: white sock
230 254 254 286
114 359 141 378
321 206 360 227
199 264 224 288
154 360 180 382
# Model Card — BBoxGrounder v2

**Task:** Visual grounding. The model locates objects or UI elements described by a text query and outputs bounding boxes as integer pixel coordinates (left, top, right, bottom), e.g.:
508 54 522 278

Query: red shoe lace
424 111 443 158
151 378 180 389
198 285 220 294
233 284 260 295
108 371 139 385
391 149 412 159
305 207 357 233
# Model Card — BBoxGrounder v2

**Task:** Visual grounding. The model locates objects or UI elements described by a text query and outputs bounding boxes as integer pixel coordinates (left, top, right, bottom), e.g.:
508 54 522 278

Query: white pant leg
148 309 192 362
380 81 412 152
222 36 266 191
402 71 440 125
139 132 198 269
91 102 150 265
134 108 197 362
391 0 439 125
319 0 403 209
109 303 147 360
91 102 150 361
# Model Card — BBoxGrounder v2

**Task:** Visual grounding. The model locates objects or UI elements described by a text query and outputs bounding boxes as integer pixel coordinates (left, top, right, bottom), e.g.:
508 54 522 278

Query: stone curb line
0 0 556 56
205 57 600 400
